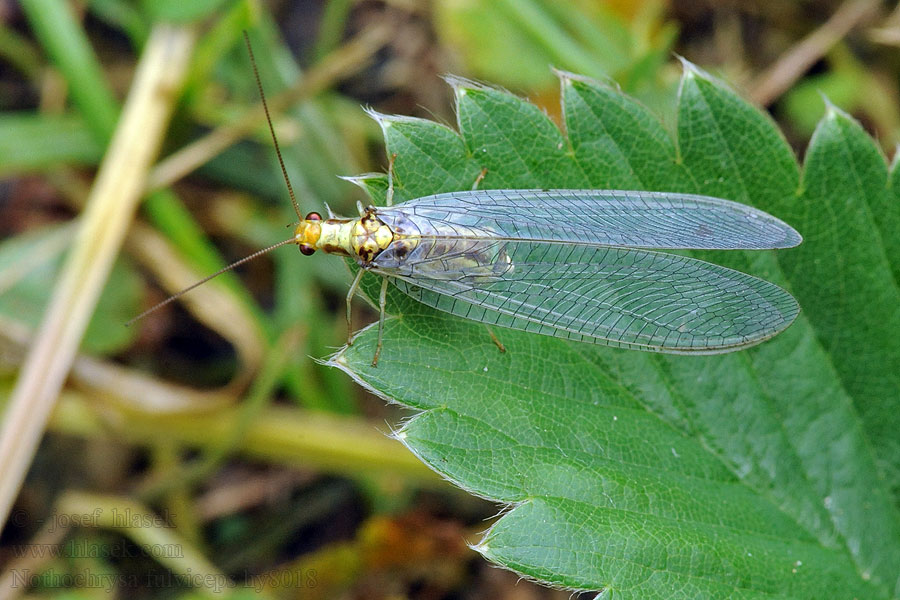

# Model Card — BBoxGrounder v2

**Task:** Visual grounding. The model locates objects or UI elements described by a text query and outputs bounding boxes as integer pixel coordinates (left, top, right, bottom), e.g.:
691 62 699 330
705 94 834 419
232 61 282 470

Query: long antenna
126 237 297 326
243 30 303 220
128 34 306 327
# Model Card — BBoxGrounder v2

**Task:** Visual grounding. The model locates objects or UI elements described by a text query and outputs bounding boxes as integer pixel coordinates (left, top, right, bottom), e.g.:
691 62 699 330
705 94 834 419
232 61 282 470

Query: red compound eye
305 212 322 221
299 244 316 256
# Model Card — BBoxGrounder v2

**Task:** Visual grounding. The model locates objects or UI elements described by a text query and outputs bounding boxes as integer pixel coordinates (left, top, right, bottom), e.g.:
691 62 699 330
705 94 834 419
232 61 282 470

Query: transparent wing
375 239 799 354
377 189 802 250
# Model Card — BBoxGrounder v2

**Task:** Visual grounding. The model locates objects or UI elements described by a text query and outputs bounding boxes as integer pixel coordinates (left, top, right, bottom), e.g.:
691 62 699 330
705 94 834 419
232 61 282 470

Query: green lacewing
130 35 801 367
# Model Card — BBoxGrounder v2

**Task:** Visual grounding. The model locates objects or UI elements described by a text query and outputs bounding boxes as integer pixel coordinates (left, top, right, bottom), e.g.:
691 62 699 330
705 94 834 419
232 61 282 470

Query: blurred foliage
1 0 899 598
0 224 142 355
435 0 677 95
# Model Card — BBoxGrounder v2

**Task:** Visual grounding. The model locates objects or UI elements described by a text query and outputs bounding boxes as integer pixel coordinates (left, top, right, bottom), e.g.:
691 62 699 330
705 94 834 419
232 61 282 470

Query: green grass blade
21 0 120 141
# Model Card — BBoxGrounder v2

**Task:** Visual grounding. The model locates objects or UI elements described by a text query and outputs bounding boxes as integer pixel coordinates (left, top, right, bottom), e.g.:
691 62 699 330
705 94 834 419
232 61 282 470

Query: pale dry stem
0 24 196 525
749 0 880 105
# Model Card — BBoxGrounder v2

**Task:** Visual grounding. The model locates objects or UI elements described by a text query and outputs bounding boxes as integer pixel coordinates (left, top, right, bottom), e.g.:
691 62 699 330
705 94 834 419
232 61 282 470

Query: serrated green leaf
777 103 900 503
451 76 578 188
328 65 900 598
563 72 689 190
368 111 483 203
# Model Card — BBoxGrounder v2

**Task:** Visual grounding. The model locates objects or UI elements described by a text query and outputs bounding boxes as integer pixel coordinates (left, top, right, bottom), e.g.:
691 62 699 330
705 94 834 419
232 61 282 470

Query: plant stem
0 24 195 527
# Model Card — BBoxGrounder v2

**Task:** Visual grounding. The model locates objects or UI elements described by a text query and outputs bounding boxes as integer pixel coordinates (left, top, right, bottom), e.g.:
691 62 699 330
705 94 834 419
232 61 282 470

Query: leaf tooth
551 66 578 82
674 53 700 76
324 340 398 404
338 172 383 187
891 144 900 170
363 106 410 125
338 173 388 204
675 55 737 108
675 54 722 85
470 540 489 555
362 105 394 131
311 353 335 367
553 67 619 92
442 74 510 98
367 108 449 133
441 74 467 99
816 97 869 137
817 92 840 120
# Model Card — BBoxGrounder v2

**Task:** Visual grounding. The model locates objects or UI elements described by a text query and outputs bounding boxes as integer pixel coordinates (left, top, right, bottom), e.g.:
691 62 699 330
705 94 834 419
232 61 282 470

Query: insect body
130 34 802 367
291 188 802 365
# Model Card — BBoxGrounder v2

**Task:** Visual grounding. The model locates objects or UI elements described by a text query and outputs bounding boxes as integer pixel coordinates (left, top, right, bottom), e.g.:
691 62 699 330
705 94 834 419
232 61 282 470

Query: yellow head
293 212 323 256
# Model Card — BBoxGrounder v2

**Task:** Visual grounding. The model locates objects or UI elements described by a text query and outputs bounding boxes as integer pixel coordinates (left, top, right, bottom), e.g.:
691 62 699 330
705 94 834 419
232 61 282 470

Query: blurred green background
0 0 897 597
